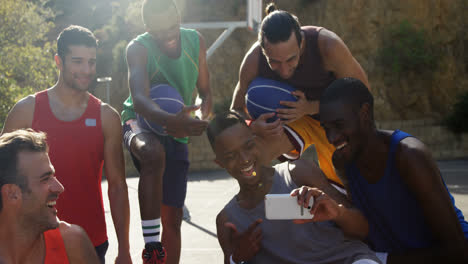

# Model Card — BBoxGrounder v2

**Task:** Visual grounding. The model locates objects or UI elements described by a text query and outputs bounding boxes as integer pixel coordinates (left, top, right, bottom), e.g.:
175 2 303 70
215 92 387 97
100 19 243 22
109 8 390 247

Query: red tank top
32 90 107 246
44 228 70 264
258 26 336 102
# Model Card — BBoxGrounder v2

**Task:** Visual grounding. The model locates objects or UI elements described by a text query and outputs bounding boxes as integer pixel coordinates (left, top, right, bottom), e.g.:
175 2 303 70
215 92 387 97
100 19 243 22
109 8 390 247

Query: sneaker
142 242 167 264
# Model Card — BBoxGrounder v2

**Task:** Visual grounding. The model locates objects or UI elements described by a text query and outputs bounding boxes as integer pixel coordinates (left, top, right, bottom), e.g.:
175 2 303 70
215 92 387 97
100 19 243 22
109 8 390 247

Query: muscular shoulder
100 103 121 135
126 40 147 63
317 28 344 61
395 136 433 172
240 42 261 81
1 94 36 133
216 209 229 226
59 222 99 263
59 222 92 253
59 221 87 241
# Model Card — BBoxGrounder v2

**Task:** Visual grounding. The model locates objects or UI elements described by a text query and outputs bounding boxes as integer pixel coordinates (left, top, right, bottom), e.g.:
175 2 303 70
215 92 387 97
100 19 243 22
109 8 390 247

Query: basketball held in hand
136 84 185 135
245 77 297 122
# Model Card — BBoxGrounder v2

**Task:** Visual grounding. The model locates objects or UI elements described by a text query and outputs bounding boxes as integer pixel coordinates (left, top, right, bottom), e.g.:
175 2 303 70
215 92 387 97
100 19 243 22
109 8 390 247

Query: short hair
142 0 178 26
321 78 374 115
259 3 302 49
207 111 248 151
57 25 98 61
0 129 48 211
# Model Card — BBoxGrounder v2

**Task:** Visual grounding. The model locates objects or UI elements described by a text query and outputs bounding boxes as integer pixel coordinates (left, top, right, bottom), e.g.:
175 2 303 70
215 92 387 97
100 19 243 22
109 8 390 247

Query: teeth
336 142 347 150
47 201 56 207
241 164 254 172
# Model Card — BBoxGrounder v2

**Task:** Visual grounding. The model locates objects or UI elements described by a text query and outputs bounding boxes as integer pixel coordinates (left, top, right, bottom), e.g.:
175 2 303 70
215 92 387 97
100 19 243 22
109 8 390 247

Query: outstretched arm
101 104 132 263
290 159 369 240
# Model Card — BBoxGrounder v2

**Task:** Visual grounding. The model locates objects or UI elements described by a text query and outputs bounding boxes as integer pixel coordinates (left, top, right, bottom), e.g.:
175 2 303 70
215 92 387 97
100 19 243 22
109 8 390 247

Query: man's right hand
250 112 283 139
225 219 263 263
164 105 209 138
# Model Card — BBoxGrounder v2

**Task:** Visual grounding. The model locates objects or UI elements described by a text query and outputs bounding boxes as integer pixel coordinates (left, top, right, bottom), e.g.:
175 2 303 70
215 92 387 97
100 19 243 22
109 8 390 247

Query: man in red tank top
0 129 99 263
2 26 131 263
231 3 370 191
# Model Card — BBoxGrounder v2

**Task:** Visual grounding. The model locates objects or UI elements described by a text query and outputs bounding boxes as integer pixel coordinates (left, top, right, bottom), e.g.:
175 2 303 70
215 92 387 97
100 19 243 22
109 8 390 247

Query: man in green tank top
121 0 212 263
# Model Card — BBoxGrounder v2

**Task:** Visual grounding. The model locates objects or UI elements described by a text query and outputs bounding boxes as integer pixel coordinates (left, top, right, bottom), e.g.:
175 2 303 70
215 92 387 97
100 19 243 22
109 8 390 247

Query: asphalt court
102 159 468 263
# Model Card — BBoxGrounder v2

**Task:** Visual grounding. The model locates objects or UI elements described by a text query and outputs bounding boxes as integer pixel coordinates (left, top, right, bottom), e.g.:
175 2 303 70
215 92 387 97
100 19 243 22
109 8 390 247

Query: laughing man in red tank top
0 129 99 263
2 26 131 263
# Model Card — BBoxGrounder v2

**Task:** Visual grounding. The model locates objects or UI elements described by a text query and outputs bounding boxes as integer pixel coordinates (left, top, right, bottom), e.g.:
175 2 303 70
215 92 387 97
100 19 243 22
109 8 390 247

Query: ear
54 54 63 70
1 184 22 205
359 103 371 124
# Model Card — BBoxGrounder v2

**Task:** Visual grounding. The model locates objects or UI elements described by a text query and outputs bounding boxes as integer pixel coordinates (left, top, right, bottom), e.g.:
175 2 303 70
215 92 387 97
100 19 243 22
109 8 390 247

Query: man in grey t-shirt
207 112 380 264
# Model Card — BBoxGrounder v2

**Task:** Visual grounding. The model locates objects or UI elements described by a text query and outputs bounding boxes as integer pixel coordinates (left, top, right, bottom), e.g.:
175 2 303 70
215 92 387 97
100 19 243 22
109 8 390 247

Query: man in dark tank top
231 3 370 192
320 78 468 263
206 112 381 264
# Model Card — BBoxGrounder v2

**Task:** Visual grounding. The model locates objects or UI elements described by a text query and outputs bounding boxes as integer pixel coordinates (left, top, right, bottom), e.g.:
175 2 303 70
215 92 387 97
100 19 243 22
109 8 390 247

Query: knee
133 137 165 166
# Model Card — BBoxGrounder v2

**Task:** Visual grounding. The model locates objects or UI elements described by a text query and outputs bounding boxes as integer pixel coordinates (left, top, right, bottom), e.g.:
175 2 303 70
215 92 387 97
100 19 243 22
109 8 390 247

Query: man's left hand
277 90 318 123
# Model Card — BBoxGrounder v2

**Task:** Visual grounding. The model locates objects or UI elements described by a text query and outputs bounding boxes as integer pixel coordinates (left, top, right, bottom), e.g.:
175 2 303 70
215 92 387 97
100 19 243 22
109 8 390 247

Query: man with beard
231 3 369 190
2 26 131 263
319 77 468 263
121 0 212 263
0 129 99 263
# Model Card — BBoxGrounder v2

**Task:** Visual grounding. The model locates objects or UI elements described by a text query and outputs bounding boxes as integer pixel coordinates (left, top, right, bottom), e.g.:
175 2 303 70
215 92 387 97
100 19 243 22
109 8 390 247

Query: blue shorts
123 119 189 208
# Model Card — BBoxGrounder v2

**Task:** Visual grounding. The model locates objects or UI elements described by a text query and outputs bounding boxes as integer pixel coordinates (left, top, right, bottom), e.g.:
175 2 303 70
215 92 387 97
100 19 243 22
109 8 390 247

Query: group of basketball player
1 0 468 263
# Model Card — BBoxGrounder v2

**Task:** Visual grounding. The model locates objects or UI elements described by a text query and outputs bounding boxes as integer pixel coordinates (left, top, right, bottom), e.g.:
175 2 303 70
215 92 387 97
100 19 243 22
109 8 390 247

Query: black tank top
258 26 336 101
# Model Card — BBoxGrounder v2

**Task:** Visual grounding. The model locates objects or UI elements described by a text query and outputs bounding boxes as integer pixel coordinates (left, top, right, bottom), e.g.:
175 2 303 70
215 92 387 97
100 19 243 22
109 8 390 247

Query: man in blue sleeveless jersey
319 77 468 263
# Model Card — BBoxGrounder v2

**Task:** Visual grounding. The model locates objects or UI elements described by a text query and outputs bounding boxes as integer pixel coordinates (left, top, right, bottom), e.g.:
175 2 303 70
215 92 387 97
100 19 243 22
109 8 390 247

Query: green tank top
121 28 200 144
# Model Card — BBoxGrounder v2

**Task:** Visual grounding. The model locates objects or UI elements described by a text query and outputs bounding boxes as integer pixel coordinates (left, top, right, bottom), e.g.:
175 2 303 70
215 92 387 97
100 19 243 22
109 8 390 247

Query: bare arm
101 104 131 263
216 211 234 264
290 159 369 240
1 95 35 134
127 41 207 137
61 222 100 264
230 44 261 119
319 28 370 89
386 139 468 263
126 41 171 125
195 32 212 120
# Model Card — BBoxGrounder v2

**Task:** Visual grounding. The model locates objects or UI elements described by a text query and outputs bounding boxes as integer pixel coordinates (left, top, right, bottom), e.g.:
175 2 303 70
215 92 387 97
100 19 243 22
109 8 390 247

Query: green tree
0 0 56 129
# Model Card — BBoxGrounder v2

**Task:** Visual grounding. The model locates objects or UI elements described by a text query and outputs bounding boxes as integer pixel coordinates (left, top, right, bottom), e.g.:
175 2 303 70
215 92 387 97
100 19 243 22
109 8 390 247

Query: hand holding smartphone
264 194 314 220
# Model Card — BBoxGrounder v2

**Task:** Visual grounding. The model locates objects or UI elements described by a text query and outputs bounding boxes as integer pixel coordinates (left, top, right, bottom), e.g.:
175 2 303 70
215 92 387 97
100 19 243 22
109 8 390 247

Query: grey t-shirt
223 162 380 264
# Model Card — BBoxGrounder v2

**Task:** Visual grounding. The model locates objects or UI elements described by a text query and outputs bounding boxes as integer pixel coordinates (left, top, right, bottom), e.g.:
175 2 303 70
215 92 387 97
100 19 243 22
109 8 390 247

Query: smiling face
214 123 261 185
145 3 181 56
262 31 302 80
18 151 64 231
56 45 97 92
320 101 368 165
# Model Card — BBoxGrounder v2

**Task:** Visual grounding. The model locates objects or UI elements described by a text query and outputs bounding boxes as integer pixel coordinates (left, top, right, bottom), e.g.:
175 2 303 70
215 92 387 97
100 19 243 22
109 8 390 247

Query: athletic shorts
283 115 343 188
123 119 189 208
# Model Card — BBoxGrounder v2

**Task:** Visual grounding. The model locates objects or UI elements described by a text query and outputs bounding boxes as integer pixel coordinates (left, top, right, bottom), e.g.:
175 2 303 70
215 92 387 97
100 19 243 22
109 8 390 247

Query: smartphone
264 194 314 220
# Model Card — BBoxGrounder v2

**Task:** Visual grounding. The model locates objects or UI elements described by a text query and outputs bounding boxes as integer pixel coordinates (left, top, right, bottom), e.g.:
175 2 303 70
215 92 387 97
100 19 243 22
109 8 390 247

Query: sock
142 219 161 244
